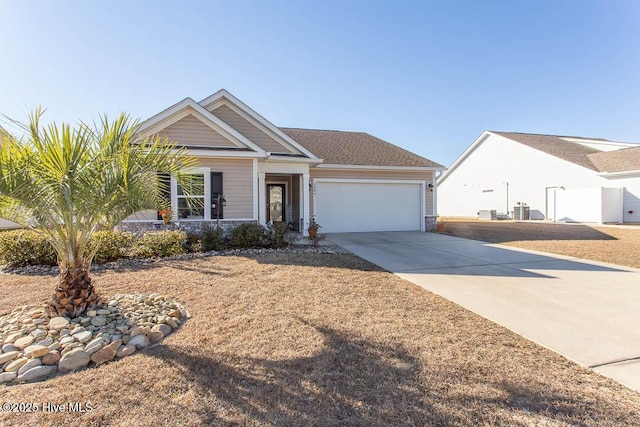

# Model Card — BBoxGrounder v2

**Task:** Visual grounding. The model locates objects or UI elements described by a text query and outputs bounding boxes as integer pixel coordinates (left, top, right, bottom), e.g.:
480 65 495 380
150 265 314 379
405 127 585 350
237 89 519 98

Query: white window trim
171 167 211 221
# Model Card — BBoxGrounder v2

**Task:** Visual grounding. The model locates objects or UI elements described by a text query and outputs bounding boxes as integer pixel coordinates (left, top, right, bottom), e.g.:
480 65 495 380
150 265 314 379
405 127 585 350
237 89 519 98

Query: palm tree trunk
49 265 100 317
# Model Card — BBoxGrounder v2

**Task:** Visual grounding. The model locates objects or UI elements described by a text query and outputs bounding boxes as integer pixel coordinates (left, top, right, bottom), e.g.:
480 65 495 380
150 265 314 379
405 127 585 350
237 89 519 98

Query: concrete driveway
328 231 640 392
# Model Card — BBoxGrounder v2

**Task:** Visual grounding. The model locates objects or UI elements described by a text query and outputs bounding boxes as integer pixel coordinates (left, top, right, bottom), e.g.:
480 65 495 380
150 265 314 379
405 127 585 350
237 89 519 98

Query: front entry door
267 184 286 223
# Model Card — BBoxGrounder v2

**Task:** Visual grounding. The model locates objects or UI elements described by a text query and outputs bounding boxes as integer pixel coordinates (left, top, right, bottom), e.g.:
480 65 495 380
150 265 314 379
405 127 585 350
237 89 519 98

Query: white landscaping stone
59 336 75 346
13 335 34 349
5 357 28 372
128 334 150 350
90 316 107 327
116 344 135 358
18 358 41 375
152 324 172 336
48 317 69 330
16 365 56 382
74 330 93 343
58 349 90 372
0 351 20 364
84 338 104 355
0 372 17 384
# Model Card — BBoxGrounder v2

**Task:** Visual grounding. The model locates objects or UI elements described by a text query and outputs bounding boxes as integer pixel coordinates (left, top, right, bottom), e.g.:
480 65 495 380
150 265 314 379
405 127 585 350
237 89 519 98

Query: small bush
130 230 187 258
184 231 203 253
89 231 134 264
0 229 57 267
265 222 290 248
201 225 225 251
228 223 266 248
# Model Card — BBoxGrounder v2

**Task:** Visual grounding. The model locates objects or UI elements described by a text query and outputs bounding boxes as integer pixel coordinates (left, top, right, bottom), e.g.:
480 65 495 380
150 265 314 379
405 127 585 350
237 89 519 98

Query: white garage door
314 180 423 233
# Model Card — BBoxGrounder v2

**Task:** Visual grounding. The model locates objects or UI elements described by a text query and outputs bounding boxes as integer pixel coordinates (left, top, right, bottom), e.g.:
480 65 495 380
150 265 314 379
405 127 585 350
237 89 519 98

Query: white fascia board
599 170 640 178
265 154 323 164
437 131 492 185
136 98 266 155
198 89 321 160
313 177 426 185
316 164 444 171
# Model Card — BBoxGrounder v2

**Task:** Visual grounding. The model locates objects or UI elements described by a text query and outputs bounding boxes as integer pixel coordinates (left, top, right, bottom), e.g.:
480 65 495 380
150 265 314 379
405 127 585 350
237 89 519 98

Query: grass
1 253 639 426
440 220 640 269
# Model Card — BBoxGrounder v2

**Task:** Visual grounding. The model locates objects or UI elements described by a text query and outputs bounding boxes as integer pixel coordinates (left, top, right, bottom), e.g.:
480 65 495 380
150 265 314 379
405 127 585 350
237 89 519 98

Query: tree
0 109 197 317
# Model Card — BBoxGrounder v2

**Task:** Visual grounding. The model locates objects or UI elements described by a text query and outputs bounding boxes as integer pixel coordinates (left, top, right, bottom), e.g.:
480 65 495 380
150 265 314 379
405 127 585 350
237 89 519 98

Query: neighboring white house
0 126 21 230
437 131 640 224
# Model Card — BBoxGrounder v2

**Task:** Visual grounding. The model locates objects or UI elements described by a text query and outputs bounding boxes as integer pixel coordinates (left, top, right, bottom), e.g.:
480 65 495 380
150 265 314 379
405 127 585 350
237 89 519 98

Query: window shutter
211 172 223 220
157 172 171 220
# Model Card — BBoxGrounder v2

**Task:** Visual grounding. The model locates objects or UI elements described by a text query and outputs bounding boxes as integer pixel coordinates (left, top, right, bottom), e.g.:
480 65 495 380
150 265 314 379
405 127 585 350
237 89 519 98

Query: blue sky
1 1 639 166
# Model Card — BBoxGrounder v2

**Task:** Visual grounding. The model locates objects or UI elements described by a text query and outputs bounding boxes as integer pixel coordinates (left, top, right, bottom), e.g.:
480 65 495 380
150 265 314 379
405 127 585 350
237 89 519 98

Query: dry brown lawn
441 220 640 269
1 253 639 426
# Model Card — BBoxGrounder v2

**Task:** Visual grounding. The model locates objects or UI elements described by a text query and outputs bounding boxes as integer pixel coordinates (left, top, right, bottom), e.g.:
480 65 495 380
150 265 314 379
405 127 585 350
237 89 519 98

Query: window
171 168 211 220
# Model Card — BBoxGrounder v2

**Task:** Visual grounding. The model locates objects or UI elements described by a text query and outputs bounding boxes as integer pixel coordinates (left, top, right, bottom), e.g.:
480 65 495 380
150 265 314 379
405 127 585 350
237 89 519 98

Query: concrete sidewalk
328 231 640 392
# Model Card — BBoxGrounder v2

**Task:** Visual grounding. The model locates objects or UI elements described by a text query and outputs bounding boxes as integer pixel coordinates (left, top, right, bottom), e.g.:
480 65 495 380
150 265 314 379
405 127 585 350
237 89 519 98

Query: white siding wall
438 134 610 220
604 175 640 223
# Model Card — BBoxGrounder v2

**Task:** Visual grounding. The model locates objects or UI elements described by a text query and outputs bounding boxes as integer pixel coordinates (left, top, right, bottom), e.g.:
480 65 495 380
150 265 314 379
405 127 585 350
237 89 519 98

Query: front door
267 184 286 223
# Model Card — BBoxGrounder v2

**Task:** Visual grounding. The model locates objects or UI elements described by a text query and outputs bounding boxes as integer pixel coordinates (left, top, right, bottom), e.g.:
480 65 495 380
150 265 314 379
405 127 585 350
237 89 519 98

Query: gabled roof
199 90 320 160
490 131 603 171
136 97 266 154
280 128 444 168
439 130 640 185
588 146 640 173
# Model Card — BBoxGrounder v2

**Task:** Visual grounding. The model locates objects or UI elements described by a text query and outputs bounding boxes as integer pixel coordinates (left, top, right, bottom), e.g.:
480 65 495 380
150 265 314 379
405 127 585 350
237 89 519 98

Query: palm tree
0 109 197 317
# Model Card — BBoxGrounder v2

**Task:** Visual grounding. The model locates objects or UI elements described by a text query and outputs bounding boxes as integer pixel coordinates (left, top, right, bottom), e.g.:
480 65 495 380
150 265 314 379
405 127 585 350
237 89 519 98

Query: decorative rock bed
0 294 188 384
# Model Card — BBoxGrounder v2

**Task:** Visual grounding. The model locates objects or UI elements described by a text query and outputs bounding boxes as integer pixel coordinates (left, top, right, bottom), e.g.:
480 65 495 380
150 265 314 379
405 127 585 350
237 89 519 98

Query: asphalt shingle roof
588 146 640 173
490 131 607 171
280 128 444 168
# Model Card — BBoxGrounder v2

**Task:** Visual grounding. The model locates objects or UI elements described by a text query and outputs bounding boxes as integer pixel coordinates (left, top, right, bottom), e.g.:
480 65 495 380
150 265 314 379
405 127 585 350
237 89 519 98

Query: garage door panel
315 181 422 233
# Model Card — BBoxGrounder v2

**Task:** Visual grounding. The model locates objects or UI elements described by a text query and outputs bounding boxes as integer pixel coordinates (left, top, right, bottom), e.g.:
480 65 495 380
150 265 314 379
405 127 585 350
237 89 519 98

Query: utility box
514 206 530 220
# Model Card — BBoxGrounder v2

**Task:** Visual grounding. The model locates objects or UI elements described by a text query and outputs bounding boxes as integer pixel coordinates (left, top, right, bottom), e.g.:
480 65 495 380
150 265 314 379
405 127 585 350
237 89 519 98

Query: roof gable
199 89 319 160
211 104 300 154
280 128 444 168
137 98 266 155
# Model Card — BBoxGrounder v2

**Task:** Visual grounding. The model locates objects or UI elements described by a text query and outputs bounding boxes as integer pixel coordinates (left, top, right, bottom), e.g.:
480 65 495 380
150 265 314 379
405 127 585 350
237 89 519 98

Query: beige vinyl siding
310 168 435 216
196 158 254 219
158 114 237 148
212 105 299 154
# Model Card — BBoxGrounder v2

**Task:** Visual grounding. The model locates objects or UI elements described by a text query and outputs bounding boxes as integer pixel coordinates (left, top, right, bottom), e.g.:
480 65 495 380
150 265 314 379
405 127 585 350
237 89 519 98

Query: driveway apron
328 231 640 392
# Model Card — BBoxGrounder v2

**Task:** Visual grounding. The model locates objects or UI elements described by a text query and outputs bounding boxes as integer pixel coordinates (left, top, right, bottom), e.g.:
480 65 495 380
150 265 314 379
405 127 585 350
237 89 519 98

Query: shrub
0 229 57 267
265 222 290 248
89 231 134 264
184 231 203 253
228 223 266 248
130 230 187 258
201 225 225 251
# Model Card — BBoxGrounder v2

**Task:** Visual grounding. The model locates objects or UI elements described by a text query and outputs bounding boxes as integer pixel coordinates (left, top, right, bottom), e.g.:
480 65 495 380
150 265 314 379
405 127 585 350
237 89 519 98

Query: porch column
302 173 310 236
258 172 266 225
432 173 437 216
